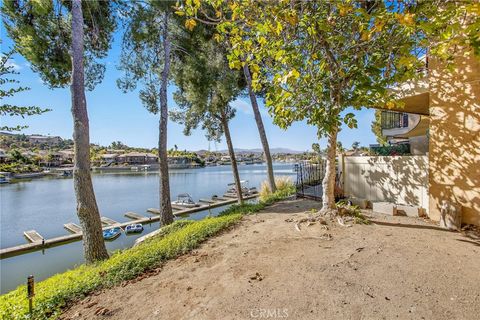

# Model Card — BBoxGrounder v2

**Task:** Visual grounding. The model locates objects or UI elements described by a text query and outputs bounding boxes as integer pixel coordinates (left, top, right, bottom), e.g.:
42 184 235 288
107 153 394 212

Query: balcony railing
381 111 409 129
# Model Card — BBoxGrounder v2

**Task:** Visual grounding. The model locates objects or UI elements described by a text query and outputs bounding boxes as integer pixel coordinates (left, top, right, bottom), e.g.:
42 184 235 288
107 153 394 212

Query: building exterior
101 154 118 164
376 48 479 226
116 152 158 165
27 135 62 146
0 149 11 163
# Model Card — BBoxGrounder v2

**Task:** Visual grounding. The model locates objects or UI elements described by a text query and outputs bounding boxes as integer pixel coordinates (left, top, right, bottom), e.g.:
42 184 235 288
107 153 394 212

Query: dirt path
62 199 480 320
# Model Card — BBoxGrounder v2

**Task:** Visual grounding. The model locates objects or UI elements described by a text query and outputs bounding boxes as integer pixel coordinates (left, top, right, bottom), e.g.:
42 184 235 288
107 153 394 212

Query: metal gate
294 161 326 201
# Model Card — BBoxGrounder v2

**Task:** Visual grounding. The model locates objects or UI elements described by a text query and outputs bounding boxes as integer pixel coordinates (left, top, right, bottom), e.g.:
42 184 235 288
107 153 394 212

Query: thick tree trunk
220 112 243 204
243 64 276 193
321 126 338 211
71 0 108 263
159 12 174 226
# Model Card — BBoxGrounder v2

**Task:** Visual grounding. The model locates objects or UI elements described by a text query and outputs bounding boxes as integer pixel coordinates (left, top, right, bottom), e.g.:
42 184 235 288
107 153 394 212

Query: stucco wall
409 135 429 155
343 156 429 211
428 50 480 226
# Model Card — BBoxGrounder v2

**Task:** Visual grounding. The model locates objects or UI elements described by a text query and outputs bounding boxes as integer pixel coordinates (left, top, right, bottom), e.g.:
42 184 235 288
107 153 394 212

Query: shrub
259 176 295 202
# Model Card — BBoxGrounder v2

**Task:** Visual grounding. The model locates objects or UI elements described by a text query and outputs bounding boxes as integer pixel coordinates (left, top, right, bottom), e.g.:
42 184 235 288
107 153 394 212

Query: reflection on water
0 163 294 294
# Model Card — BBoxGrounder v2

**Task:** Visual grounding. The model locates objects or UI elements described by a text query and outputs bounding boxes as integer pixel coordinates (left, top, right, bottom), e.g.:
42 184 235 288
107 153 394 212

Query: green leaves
2 0 116 89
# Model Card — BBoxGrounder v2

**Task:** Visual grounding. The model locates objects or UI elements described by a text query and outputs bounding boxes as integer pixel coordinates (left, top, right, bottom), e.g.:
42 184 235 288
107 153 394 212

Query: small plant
336 201 370 224
259 176 295 202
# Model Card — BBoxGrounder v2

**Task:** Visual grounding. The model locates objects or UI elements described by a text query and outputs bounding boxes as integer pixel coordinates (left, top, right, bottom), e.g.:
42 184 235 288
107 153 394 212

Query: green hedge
0 186 295 319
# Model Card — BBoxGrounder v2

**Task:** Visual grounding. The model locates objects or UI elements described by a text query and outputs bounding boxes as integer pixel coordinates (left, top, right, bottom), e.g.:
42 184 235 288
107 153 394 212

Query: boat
172 193 200 208
125 223 144 234
103 227 122 240
59 170 73 177
225 180 257 197
0 175 10 184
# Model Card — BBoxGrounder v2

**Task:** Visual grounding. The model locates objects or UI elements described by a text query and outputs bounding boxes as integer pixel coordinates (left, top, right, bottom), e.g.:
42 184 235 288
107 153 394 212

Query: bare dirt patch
62 199 480 320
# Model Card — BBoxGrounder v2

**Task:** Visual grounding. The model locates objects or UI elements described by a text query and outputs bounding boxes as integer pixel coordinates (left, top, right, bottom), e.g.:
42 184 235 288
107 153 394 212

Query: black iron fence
294 161 326 200
381 111 409 129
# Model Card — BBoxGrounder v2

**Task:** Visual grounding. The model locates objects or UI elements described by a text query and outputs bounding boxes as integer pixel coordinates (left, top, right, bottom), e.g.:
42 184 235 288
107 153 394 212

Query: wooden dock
1 193 258 259
101 217 120 226
23 230 44 243
124 212 147 220
64 223 82 234
199 199 215 204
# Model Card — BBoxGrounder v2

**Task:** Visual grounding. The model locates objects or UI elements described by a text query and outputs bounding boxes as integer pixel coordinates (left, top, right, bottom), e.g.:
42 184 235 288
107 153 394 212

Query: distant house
38 152 63 167
58 150 75 162
0 149 12 163
101 154 118 164
117 152 158 165
28 135 62 146
168 156 191 165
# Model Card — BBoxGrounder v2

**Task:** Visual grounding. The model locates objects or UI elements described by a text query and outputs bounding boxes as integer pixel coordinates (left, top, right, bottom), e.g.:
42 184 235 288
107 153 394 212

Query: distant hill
208 147 304 155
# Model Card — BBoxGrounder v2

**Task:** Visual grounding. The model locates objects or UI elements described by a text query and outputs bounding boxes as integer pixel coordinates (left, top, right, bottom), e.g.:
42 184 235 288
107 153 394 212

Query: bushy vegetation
0 183 295 320
259 176 295 202
370 144 410 156
336 201 370 224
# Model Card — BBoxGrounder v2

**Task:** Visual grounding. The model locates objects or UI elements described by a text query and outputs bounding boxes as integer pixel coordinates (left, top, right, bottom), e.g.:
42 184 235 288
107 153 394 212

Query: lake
0 163 295 294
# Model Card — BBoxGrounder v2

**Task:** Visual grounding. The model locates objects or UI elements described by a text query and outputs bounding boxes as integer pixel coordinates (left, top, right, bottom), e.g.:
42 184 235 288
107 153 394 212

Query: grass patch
0 180 296 320
259 176 295 203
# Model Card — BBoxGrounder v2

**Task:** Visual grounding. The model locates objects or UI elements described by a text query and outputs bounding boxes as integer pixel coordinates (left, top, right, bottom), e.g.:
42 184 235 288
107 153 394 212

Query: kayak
103 227 122 240
125 224 143 234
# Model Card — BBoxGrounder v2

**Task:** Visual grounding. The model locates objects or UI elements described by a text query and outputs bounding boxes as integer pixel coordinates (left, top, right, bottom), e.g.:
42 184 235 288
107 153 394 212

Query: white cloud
232 99 252 114
231 98 270 117
5 59 21 71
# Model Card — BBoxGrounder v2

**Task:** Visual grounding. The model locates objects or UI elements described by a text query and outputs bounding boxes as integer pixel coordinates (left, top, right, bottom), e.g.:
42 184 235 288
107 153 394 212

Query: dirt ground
62 199 480 320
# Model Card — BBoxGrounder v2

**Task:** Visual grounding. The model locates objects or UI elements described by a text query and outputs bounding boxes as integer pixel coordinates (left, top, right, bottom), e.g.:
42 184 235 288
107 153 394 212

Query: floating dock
124 212 146 220
64 223 82 234
1 193 258 258
23 230 44 243
101 217 120 226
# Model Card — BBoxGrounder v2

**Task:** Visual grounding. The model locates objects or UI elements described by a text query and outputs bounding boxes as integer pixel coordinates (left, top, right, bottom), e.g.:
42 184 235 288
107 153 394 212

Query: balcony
386 56 430 116
381 111 429 139
381 111 409 130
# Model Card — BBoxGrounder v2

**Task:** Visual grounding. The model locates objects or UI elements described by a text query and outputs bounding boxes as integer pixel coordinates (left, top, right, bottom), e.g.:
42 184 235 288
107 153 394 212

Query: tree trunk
322 126 338 211
71 0 108 263
158 11 174 226
243 64 276 193
220 111 243 204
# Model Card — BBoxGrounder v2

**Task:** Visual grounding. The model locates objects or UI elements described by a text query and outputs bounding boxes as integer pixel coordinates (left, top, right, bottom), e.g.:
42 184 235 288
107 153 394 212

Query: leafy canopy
180 1 425 138
170 24 245 141
2 0 116 90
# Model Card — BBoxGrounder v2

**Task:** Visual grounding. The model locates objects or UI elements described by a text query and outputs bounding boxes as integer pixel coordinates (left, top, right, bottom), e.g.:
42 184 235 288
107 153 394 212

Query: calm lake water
0 163 294 294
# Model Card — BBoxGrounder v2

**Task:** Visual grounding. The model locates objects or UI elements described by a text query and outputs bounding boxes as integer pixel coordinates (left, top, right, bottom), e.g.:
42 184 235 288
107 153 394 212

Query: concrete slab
372 202 396 215
397 204 423 218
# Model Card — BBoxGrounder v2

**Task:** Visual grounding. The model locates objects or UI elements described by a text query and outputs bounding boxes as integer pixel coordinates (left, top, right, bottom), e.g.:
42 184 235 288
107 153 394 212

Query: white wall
342 156 429 211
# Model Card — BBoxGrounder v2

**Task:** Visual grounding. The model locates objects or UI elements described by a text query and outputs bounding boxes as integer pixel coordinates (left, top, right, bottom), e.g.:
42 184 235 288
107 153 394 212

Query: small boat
103 227 122 240
172 193 200 208
59 170 73 177
125 223 143 234
226 180 256 196
0 175 10 184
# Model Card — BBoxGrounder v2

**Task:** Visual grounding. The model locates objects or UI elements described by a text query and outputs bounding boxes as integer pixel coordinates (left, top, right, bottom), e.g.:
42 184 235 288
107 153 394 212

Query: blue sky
2 30 378 152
